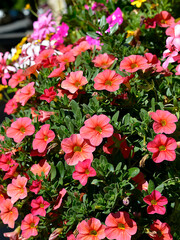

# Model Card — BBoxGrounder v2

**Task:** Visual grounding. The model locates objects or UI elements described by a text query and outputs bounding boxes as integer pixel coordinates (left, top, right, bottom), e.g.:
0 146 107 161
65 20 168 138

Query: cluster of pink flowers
0 52 16 85
147 110 178 163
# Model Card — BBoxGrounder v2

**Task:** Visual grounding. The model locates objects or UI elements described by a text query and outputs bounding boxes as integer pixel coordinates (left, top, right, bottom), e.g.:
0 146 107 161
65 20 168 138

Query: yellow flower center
20 127 26 133
85 169 90 174
44 135 49 141
151 199 157 205
40 203 44 208
75 81 81 87
90 230 97 236
159 145 166 151
118 223 125 230
73 146 82 152
20 187 24 193
161 120 166 126
30 223 35 228
105 80 112 86
95 126 102 133
131 63 138 69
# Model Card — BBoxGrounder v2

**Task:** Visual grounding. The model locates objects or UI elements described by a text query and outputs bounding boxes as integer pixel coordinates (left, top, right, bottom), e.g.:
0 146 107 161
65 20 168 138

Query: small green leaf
128 167 140 178
99 15 106 28
50 163 56 181
148 180 155 194
87 31 98 39
110 23 119 35
155 183 164 193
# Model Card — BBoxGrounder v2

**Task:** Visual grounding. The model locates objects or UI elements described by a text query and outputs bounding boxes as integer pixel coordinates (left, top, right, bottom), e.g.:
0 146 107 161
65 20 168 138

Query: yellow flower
126 30 135 38
24 4 31 10
0 93 3 100
0 84 8 91
131 0 146 8
150 3 159 9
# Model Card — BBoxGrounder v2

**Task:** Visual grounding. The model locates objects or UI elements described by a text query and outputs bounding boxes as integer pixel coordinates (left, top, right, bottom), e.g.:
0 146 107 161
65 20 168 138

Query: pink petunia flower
92 53 117 69
6 117 35 143
80 114 114 146
40 86 57 103
8 69 26 88
105 211 137 240
61 134 95 165
38 110 54 123
155 11 175 28
61 71 88 94
94 70 124 92
56 52 75 64
0 153 15 171
120 55 149 73
48 63 65 78
21 213 40 239
7 175 28 204
149 219 173 240
147 134 177 163
3 226 21 239
4 98 18 115
32 124 55 153
150 110 178 134
0 198 18 228
29 180 42 194
31 196 50 217
53 188 67 210
72 159 96 186
72 41 91 56
77 218 106 240
30 159 51 178
14 82 35 106
3 163 19 180
143 190 168 215
49 228 64 240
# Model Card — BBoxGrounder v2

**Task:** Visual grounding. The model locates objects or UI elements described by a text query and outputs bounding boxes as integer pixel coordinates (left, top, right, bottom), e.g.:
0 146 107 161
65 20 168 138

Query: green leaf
99 15 106 28
148 180 155 194
87 31 98 39
112 111 119 123
151 98 155 112
128 167 140 178
70 100 82 120
109 23 119 35
155 183 164 193
50 163 56 181
56 161 65 180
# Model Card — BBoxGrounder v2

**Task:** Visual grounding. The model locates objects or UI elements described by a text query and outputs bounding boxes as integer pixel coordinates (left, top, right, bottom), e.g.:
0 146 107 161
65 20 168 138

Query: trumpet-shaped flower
72 159 96 186
6 117 35 143
80 114 114 146
120 55 149 73
7 175 28 204
61 134 95 165
40 86 57 103
4 98 18 115
147 134 177 163
143 190 168 215
0 153 15 171
48 63 65 78
150 110 178 134
77 218 105 240
53 188 67 210
94 70 124 92
92 53 117 69
155 11 175 28
8 69 26 88
14 82 35 106
30 159 51 178
0 198 18 228
21 213 40 239
149 219 173 240
31 196 50 216
32 124 55 153
105 211 137 240
61 71 88 94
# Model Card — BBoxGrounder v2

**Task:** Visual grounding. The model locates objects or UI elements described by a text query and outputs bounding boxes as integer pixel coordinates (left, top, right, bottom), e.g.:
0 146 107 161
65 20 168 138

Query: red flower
80 114 114 146
94 70 124 92
149 219 173 240
29 180 42 194
144 17 157 29
120 55 149 73
77 218 105 240
8 69 26 88
147 134 177 163
105 211 137 240
143 190 168 215
155 11 175 28
0 153 15 171
53 188 66 210
72 159 96 186
40 86 57 103
150 110 178 134
61 134 95 165
32 124 55 153
31 196 50 217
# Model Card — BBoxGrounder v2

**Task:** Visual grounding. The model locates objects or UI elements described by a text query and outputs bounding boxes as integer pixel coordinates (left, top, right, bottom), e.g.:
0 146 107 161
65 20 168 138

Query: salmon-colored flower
0 153 15 171
120 55 149 73
0 198 18 228
77 218 106 240
3 226 21 240
31 196 50 216
4 98 18 115
30 159 51 178
7 175 28 204
48 63 65 78
38 110 54 123
155 11 175 28
149 219 173 240
143 190 168 215
80 114 114 146
94 70 124 92
21 213 40 239
57 51 75 64
61 134 95 165
150 110 178 134
72 41 90 56
14 82 35 106
61 71 88 94
8 69 26 88
40 86 57 103
105 211 137 240
53 188 66 210
32 124 55 153
6 117 35 143
92 53 117 69
147 134 177 163
72 159 96 186
35 49 54 64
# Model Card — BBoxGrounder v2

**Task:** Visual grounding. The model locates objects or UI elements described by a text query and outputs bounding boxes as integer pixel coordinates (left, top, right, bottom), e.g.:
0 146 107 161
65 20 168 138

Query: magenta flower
51 22 69 45
147 134 177 163
31 196 50 217
72 159 96 186
143 190 168 215
106 8 123 32
149 219 173 240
